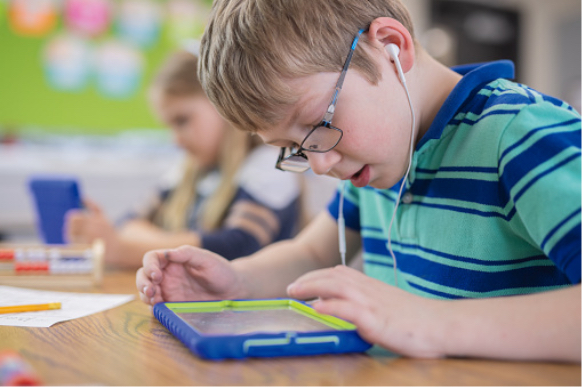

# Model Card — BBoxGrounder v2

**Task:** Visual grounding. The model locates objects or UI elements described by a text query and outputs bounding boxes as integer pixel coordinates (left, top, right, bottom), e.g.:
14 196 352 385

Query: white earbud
386 43 406 85
386 43 400 62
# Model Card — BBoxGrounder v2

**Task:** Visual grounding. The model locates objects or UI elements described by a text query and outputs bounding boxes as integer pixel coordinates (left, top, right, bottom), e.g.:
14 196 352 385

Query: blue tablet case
28 176 82 244
154 299 372 360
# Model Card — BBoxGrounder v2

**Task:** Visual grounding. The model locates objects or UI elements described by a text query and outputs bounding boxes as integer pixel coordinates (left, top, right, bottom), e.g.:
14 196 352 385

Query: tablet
28 176 82 244
154 299 371 360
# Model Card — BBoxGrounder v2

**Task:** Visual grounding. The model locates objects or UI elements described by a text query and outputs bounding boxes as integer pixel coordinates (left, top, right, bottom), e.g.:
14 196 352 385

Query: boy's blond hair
199 0 415 133
149 51 261 232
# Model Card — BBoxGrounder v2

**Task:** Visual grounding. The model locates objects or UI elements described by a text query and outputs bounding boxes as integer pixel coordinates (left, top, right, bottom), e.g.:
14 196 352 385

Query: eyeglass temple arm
323 29 365 122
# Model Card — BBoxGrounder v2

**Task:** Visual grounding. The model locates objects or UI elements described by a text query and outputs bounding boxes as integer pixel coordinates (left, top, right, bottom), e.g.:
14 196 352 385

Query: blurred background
0 0 580 242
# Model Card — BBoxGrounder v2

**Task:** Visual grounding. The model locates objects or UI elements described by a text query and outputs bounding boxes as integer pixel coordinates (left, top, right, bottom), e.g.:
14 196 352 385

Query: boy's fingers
288 265 373 301
164 245 209 267
138 246 226 305
287 265 355 292
288 275 351 301
136 267 164 305
136 268 151 294
163 245 226 273
311 298 362 326
141 249 171 284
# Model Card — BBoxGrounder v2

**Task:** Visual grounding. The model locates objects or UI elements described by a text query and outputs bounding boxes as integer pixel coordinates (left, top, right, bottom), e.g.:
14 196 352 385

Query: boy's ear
367 17 415 74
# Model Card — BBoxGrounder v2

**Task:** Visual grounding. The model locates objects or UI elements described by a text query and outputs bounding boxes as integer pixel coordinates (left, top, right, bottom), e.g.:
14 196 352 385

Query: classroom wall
0 0 212 135
406 0 581 112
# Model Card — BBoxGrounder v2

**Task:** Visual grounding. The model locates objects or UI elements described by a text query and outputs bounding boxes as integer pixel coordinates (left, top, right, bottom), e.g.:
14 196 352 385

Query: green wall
0 2 209 135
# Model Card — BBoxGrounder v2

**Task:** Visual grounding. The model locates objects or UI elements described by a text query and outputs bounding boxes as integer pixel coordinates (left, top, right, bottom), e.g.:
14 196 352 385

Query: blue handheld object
28 176 82 244
154 299 372 360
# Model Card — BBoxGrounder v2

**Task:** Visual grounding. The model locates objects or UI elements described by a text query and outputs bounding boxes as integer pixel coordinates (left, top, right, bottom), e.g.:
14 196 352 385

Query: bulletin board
0 0 212 135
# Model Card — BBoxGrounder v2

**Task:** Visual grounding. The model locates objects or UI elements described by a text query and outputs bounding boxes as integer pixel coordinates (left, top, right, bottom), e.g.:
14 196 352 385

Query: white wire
386 56 416 287
338 180 347 266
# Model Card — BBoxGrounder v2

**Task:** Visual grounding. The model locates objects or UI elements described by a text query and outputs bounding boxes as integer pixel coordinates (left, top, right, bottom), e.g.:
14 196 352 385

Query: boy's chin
362 179 381 189
367 178 395 190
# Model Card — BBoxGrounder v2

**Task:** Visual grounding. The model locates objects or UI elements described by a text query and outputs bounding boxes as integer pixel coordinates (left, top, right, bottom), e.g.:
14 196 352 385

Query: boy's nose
307 151 340 176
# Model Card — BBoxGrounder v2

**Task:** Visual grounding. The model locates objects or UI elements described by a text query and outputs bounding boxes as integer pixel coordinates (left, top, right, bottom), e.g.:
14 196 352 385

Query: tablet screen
176 308 337 335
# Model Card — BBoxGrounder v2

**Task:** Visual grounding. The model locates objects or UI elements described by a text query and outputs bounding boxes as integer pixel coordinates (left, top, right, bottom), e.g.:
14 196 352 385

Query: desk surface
1 270 580 386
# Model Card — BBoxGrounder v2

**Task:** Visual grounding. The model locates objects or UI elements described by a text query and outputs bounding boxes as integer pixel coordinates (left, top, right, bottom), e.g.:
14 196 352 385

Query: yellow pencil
0 302 61 314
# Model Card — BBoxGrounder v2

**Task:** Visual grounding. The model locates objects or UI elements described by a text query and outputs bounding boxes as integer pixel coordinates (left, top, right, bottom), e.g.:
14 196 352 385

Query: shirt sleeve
200 187 300 260
200 228 261 260
498 101 581 283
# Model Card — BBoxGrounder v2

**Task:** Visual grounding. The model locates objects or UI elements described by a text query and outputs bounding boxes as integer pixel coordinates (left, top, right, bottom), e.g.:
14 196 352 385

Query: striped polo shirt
328 60 581 300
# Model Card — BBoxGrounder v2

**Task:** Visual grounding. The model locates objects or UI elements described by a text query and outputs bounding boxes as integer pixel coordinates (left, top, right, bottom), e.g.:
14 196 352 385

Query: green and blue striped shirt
328 60 581 299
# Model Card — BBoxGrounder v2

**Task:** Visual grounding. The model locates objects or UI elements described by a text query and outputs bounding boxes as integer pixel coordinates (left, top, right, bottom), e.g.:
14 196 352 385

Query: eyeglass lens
302 125 342 152
278 125 343 172
280 154 310 173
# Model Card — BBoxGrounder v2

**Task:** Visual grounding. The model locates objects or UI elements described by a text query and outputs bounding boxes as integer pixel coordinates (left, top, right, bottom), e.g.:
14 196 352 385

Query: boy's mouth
350 165 370 188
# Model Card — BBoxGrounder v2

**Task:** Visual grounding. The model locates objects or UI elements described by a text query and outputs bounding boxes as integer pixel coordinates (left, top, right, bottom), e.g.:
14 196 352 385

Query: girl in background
66 51 302 268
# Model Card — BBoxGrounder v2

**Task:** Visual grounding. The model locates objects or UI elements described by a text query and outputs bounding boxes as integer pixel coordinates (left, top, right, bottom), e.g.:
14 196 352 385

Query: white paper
0 285 134 327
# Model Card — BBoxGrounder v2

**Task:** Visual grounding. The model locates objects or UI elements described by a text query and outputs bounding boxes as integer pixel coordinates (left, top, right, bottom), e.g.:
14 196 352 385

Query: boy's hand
287 265 448 358
136 245 247 305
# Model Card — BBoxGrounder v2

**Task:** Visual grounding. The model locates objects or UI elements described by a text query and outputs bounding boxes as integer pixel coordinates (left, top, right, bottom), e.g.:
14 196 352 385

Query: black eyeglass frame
275 29 365 172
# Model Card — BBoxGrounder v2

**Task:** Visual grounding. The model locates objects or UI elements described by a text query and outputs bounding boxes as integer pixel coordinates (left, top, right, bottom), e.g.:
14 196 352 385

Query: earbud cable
387 54 416 286
338 180 347 266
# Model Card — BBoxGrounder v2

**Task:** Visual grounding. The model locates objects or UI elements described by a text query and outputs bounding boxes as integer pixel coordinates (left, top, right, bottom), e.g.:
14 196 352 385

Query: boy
137 0 581 361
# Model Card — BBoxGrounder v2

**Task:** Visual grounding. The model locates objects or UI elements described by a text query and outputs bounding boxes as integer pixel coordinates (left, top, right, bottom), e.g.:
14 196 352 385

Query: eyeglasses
275 29 365 173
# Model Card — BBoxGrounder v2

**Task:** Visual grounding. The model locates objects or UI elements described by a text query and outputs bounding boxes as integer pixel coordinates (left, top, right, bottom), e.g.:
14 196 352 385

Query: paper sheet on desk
0 285 134 327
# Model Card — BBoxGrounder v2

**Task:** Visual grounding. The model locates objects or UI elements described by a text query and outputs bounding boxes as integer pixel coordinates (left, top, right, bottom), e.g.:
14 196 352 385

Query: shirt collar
417 60 515 149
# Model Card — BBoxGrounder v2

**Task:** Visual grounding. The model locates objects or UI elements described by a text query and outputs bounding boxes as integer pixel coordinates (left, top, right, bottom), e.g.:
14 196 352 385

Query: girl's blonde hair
199 0 415 134
149 51 261 232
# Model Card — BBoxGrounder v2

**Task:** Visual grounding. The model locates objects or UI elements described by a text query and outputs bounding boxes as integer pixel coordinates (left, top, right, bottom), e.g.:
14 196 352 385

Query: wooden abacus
0 239 104 288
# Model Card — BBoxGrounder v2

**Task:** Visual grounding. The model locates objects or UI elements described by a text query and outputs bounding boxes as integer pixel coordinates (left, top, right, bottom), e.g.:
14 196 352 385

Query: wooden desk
2 270 580 386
